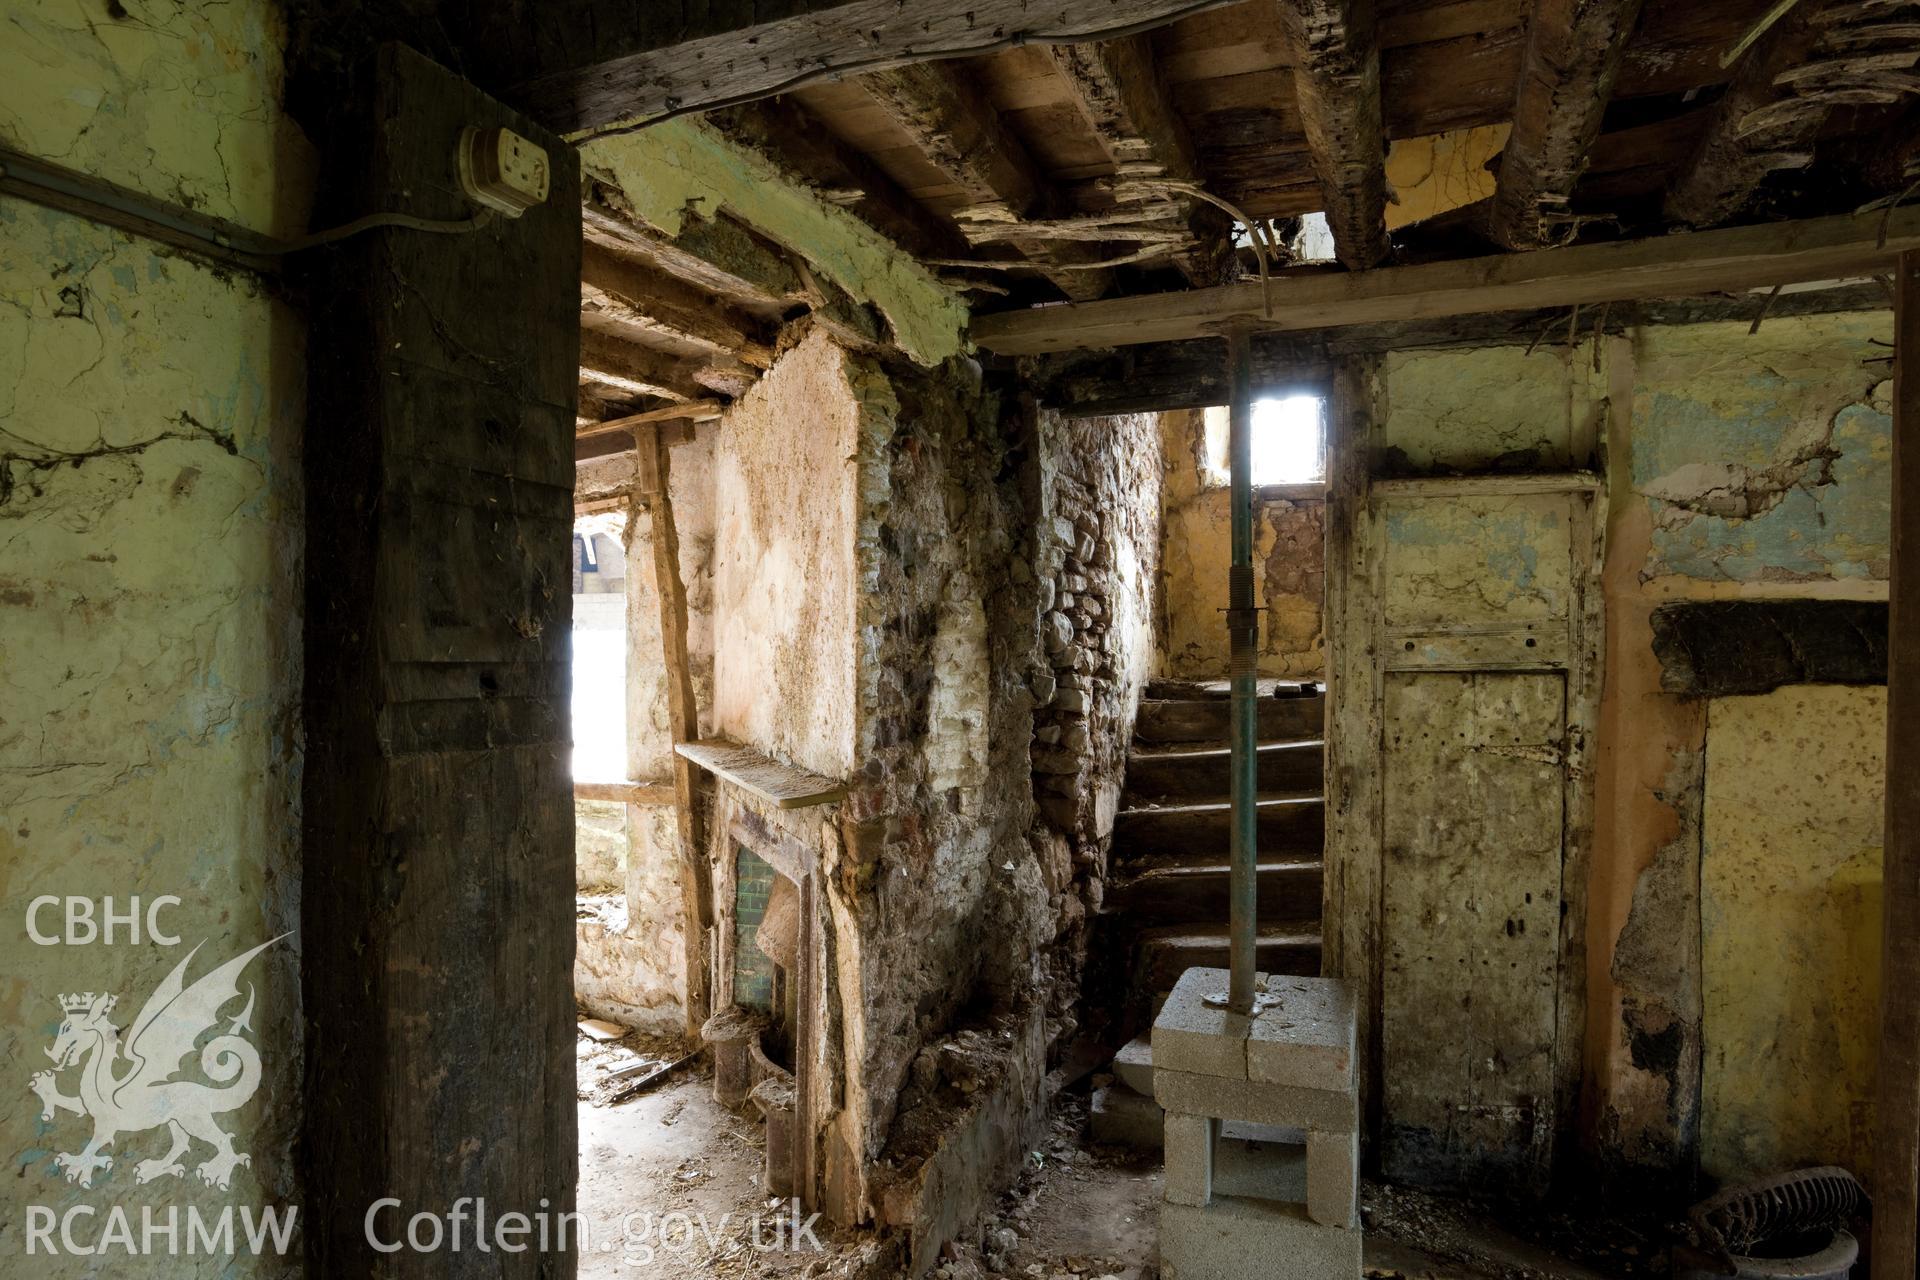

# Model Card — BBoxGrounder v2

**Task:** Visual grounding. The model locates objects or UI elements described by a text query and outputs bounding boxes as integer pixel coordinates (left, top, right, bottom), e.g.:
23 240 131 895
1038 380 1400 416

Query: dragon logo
29 936 286 1191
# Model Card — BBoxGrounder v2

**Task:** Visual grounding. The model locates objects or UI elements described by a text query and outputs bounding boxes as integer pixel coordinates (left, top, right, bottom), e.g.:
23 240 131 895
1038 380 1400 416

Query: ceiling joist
1491 0 1648 250
1272 0 1391 269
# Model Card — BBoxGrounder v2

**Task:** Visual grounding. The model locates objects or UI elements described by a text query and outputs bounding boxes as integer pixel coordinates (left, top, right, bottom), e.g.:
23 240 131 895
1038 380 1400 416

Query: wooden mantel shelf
674 739 847 809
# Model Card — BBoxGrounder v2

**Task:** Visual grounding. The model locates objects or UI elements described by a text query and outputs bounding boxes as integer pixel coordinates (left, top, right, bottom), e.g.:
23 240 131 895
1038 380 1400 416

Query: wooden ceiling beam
972 204 1920 353
1048 35 1235 284
503 0 1240 135
1024 279 1891 413
859 62 1118 301
1273 0 1391 268
1665 2 1916 227
1490 0 1648 250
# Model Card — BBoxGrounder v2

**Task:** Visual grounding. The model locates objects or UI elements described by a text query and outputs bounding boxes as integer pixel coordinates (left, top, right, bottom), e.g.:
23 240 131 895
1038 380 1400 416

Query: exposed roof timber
1023 279 1892 413
583 193 803 320
702 100 973 264
507 0 1240 135
1666 1 1920 227
1272 0 1390 268
577 400 724 443
581 243 774 367
1490 0 1649 250
859 61 1118 299
1047 35 1234 284
972 205 1920 353
578 328 708 401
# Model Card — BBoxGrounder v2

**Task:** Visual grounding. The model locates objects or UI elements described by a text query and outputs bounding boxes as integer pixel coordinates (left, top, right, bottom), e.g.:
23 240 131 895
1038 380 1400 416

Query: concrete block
1160 1194 1361 1280
1247 976 1357 1092
1113 1035 1155 1095
1214 1136 1307 1204
1163 1112 1219 1207
1090 1083 1163 1150
1152 967 1250 1080
1306 1129 1358 1228
1154 1069 1357 1134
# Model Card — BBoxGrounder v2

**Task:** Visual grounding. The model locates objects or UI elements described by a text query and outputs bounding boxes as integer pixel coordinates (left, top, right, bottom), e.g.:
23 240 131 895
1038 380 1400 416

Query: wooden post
633 423 715 1036
1876 250 1920 1280
301 45 580 1275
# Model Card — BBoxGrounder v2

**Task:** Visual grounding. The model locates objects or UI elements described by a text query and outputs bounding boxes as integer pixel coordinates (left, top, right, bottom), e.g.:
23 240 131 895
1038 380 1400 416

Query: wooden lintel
1273 0 1390 269
1491 0 1648 250
574 779 678 805
973 206 1920 354
676 739 848 810
505 0 1239 135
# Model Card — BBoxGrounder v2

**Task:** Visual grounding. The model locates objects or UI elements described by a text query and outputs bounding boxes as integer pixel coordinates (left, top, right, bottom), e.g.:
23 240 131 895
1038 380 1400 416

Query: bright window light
1251 395 1326 485
1200 396 1328 487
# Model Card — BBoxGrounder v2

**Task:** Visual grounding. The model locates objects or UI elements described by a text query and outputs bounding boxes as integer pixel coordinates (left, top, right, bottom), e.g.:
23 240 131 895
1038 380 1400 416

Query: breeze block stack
1152 967 1361 1280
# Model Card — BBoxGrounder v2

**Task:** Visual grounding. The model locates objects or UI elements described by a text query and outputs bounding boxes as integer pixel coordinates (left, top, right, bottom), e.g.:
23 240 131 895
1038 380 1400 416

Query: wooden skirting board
972 206 1920 355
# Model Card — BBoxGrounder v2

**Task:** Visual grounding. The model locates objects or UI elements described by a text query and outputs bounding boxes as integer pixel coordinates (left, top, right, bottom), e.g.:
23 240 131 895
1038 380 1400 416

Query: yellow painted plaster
580 120 968 367
1701 685 1886 1183
1385 125 1508 231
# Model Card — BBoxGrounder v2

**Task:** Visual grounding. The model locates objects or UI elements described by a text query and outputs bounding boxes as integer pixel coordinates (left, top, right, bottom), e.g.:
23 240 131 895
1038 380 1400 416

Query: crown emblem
58 992 113 1015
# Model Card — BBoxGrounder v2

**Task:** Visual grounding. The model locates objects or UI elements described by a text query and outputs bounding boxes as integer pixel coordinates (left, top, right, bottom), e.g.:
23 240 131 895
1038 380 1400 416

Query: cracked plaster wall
0 0 310 1269
1586 315 1892 1198
1362 319 1892 1194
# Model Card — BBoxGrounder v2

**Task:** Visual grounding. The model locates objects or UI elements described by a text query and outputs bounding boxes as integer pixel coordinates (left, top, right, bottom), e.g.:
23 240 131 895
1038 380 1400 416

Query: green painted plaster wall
580 120 968 368
0 2 310 1271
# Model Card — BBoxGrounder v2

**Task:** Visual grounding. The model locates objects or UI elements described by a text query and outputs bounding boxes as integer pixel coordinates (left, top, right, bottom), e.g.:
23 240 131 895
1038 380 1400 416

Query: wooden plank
574 779 678 805
1874 248 1920 1280
1490 0 1648 249
504 0 1245 135
1273 0 1390 268
634 426 713 1037
859 61 1117 300
971 205 1920 353
577 400 725 443
300 45 579 1273
676 739 850 809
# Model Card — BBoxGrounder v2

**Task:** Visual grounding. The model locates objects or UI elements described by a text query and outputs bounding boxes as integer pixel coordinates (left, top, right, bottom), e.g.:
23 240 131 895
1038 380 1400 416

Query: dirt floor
575 1024 1668 1280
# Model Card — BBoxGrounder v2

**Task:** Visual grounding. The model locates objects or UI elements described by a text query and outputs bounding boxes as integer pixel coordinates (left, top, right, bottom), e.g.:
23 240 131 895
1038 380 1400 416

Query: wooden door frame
1322 356 1606 1177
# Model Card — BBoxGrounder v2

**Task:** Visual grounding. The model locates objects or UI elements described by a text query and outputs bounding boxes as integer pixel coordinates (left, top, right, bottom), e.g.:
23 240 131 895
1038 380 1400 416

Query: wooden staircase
1105 679 1326 1002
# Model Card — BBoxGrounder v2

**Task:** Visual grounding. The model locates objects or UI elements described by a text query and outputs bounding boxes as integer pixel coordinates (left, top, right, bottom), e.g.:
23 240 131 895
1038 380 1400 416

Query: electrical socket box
457 126 549 217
